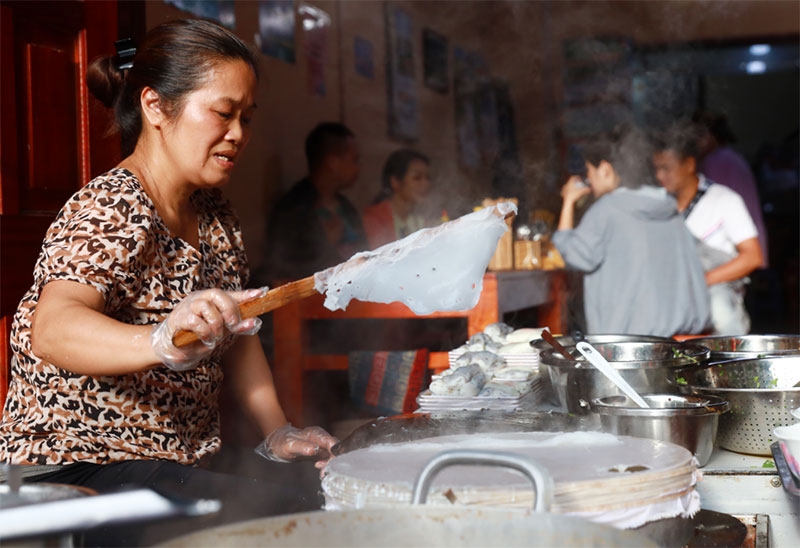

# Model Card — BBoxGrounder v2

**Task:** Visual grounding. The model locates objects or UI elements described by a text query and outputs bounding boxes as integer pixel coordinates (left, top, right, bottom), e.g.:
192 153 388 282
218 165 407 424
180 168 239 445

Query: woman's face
161 59 257 188
392 159 431 204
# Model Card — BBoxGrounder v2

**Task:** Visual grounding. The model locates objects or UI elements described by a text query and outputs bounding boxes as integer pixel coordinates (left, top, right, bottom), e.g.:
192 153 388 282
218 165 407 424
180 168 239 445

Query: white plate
791 407 800 420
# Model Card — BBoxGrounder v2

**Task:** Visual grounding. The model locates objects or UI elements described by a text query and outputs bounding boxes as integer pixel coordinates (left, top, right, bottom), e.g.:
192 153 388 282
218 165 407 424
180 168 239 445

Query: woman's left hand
256 424 339 471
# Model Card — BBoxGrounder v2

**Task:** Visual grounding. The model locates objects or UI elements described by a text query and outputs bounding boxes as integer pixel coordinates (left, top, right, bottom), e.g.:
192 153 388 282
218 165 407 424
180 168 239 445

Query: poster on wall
385 4 418 141
487 80 524 204
299 3 330 97
453 46 488 168
455 95 480 168
164 0 236 29
354 36 374 79
422 28 448 93
255 0 296 63
491 80 520 165
475 82 499 163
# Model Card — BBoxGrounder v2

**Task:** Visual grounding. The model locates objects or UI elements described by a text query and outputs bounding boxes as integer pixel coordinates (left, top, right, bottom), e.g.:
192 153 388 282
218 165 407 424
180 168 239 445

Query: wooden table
271 269 567 425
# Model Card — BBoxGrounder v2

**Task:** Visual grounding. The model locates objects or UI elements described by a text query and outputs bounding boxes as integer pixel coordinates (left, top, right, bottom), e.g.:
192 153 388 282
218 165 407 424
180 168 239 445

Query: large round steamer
161 506 657 547
539 341 710 414
685 334 800 363
320 431 700 547
671 355 800 456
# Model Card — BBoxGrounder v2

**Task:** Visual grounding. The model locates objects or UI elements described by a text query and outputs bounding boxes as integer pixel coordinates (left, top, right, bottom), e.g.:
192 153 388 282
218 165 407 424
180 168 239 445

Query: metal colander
673 356 800 456
686 334 800 362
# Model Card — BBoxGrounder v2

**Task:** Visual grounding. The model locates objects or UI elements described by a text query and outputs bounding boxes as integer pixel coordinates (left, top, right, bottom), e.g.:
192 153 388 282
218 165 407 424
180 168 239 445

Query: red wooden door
0 1 130 405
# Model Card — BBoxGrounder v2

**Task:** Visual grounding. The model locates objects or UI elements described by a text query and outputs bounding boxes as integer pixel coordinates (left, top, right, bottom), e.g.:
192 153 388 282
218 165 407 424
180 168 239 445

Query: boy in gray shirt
552 126 711 336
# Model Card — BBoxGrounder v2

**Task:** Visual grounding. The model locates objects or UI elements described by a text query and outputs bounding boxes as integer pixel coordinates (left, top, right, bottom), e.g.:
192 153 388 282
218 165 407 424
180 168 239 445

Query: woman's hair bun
86 55 125 109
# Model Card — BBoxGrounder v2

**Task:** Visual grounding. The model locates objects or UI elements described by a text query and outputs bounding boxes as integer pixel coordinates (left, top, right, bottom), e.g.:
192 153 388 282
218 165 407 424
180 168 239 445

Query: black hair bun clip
114 38 137 71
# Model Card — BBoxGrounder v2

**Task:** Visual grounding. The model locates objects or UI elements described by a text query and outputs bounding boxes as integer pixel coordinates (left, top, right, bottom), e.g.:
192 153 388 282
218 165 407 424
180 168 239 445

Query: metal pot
539 341 710 414
590 393 730 466
1 483 221 544
685 334 800 362
531 334 675 405
1 482 95 547
530 334 675 353
0 482 95 508
162 450 658 547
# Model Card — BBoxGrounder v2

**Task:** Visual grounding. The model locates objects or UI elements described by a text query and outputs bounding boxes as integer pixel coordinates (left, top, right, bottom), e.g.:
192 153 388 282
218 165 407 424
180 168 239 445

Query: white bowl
773 423 800 477
792 407 800 420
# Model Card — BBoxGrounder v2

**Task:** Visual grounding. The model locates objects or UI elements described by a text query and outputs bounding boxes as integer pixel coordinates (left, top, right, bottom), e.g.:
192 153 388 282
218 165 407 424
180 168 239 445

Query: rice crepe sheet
314 202 517 314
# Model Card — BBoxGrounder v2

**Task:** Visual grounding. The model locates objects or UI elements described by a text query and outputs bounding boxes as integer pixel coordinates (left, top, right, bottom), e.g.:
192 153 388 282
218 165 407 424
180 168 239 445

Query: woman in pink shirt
362 149 435 249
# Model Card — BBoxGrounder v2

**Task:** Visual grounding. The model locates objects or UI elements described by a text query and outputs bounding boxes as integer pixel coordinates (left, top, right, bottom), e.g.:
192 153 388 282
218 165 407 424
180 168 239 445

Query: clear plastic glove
151 287 268 371
255 424 339 471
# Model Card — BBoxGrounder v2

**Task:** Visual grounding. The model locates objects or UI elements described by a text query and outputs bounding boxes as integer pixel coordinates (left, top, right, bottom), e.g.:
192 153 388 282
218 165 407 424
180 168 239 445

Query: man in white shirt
652 120 763 335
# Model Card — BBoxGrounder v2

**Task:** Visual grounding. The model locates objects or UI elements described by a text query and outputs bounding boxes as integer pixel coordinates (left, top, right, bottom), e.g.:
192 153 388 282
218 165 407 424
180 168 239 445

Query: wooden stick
172 276 318 347
541 330 575 361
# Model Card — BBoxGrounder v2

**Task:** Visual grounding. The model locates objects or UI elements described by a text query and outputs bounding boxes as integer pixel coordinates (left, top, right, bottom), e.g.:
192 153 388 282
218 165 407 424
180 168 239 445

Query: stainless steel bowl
590 394 730 466
539 342 710 414
672 356 800 456
685 334 800 362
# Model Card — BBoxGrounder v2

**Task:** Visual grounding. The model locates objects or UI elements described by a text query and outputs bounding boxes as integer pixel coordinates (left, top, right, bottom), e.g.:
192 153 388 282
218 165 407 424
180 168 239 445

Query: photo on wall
354 36 375 79
453 46 489 167
164 0 236 29
385 4 418 141
299 3 330 97
255 0 296 64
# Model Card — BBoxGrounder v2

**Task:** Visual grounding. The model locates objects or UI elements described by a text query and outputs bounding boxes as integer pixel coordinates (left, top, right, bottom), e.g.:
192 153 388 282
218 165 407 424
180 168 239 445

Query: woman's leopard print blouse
0 168 249 465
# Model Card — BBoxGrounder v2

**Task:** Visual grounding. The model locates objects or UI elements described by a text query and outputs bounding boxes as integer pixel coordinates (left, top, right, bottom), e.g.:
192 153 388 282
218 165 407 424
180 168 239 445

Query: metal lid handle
411 449 554 512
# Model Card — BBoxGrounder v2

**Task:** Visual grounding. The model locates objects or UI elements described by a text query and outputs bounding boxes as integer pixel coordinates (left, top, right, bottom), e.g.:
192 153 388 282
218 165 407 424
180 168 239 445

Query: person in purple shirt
693 111 769 267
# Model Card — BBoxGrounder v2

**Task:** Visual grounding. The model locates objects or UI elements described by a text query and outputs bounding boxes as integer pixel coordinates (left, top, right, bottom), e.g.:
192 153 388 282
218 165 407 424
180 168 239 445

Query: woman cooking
0 18 336 545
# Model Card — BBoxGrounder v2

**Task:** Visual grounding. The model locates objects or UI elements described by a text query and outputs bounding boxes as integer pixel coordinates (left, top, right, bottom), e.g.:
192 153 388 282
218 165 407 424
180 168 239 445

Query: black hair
692 110 738 145
581 124 655 188
304 122 355 171
651 119 703 161
86 19 259 157
372 148 430 204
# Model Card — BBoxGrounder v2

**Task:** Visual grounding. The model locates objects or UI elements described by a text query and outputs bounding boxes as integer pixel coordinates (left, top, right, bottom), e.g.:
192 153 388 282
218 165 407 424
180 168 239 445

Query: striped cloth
348 350 429 415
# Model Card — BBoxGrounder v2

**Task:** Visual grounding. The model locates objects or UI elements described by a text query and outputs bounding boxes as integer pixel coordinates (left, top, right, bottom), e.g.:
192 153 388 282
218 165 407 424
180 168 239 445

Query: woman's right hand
151 287 267 371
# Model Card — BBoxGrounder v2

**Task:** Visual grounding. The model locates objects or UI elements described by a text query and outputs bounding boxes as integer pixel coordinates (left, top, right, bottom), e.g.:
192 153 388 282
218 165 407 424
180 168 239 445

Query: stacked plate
322 431 700 530
499 352 540 370
416 377 547 412
447 348 540 371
